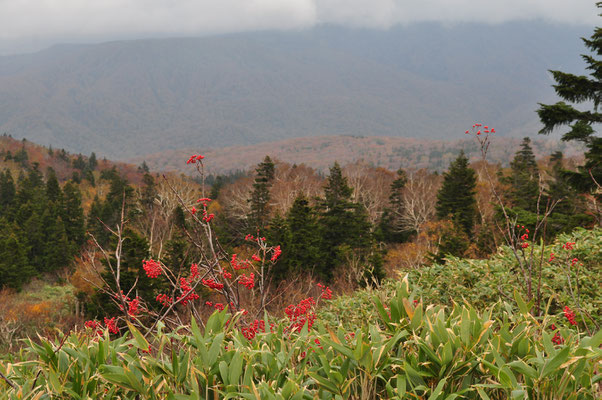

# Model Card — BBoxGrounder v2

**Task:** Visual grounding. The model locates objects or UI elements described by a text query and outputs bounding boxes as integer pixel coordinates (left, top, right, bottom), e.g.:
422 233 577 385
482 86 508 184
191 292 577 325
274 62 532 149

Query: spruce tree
318 163 382 283
62 182 86 250
435 151 477 236
0 229 34 290
249 156 275 231
45 168 62 204
0 170 16 217
505 138 540 213
537 4 602 197
380 168 412 242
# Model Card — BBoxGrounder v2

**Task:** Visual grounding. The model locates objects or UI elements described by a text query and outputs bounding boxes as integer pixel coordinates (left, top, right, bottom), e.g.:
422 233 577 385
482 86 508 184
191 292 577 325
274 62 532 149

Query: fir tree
317 163 382 283
0 228 34 290
537 4 602 201
89 152 98 170
249 156 275 231
45 168 62 204
0 170 16 217
41 209 70 273
62 182 86 250
380 168 412 242
285 195 321 276
436 151 477 236
505 138 540 213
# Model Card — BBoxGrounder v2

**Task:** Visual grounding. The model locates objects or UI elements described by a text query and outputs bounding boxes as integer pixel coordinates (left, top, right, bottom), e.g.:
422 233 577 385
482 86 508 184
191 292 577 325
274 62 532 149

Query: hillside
0 22 589 160
136 135 585 174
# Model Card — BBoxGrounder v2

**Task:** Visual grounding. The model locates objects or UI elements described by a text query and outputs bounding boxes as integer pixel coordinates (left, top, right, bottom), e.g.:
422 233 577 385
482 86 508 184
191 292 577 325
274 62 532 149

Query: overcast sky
0 0 598 54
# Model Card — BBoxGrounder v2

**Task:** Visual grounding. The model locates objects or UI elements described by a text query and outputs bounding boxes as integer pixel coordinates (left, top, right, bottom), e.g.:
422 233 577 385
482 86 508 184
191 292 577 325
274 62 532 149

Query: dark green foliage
89 152 98 170
163 233 194 276
505 138 540 213
249 156 275 231
41 208 70 273
62 182 86 250
171 205 187 230
13 146 29 167
436 151 477 235
537 8 602 201
139 173 157 208
209 175 225 200
88 169 135 245
317 163 384 283
0 227 34 290
0 166 85 288
45 168 62 203
379 168 412 243
83 169 95 186
0 170 16 216
72 154 87 170
265 214 290 282
428 223 471 265
283 195 321 277
138 160 149 173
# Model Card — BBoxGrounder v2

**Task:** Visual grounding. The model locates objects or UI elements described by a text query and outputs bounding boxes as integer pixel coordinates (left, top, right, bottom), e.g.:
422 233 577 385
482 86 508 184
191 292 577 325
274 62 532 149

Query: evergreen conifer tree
317 163 382 282
249 156 275 231
505 138 541 213
62 182 86 250
0 228 34 290
435 151 477 235
380 168 412 242
537 4 602 199
0 170 16 217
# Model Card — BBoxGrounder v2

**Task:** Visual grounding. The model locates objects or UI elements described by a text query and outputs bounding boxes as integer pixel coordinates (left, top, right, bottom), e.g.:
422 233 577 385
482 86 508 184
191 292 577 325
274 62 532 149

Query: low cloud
0 0 597 53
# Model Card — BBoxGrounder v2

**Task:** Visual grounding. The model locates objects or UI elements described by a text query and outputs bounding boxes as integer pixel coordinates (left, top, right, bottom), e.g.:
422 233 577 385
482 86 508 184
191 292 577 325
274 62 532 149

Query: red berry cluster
143 259 162 278
84 320 103 336
127 297 141 317
231 254 252 270
518 226 530 249
202 278 224 290
177 277 200 305
241 319 266 340
465 123 495 136
104 317 119 334
239 273 255 289
156 294 172 307
285 297 317 333
204 301 225 311
562 242 576 250
564 306 577 326
190 263 199 280
196 197 212 207
186 154 204 164
317 283 332 300
552 331 564 345
271 245 282 262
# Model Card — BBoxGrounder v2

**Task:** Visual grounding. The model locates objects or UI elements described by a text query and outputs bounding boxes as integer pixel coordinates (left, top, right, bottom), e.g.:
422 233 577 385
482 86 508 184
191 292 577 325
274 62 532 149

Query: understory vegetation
1 274 601 399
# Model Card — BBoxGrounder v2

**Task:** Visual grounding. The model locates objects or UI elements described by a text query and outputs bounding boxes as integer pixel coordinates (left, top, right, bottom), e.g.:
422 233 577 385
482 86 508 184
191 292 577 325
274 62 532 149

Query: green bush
1 277 600 399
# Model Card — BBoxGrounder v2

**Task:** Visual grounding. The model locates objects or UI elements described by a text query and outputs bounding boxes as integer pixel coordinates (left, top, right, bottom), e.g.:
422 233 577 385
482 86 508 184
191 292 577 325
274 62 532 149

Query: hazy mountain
0 22 590 160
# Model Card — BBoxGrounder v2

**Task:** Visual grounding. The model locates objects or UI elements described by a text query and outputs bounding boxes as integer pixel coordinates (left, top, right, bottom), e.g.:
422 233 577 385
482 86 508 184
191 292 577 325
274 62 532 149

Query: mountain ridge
0 22 590 160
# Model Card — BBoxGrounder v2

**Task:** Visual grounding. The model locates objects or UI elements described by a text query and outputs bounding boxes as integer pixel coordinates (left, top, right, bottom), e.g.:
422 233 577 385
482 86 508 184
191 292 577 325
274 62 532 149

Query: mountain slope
136 135 585 175
0 22 589 159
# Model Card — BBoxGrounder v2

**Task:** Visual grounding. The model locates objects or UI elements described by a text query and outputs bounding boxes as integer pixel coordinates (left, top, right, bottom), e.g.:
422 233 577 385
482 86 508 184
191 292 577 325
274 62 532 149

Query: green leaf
541 346 570 378
428 378 447 400
127 321 149 350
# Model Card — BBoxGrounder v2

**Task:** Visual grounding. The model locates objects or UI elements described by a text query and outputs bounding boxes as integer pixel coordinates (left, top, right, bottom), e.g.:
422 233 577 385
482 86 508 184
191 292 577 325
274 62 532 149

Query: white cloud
0 0 597 52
